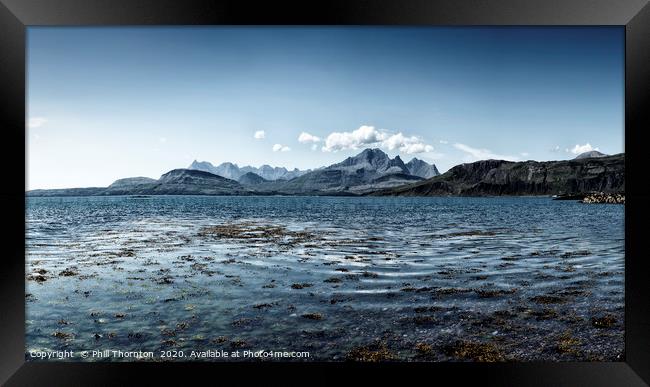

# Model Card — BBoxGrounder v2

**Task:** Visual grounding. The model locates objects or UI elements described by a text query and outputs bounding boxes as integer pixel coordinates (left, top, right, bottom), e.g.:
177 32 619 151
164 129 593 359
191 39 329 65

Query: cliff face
374 154 624 196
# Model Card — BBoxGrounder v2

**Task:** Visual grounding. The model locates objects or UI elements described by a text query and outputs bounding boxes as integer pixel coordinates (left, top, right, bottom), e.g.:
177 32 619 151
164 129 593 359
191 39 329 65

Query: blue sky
27 27 624 189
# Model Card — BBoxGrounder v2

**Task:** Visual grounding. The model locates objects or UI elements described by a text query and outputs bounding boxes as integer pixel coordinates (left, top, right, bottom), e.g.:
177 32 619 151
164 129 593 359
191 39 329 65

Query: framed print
1 0 649 385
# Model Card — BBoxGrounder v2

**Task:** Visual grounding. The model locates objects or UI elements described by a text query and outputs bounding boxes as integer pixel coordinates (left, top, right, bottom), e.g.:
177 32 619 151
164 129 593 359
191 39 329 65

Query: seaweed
528 308 558 321
591 315 617 328
530 295 566 304
52 331 74 339
27 274 47 283
230 339 247 349
211 336 228 344
59 268 78 277
444 340 504 362
291 283 313 289
556 331 582 355
302 313 324 320
412 315 437 326
415 342 433 355
232 318 254 327
346 342 395 362
475 288 517 298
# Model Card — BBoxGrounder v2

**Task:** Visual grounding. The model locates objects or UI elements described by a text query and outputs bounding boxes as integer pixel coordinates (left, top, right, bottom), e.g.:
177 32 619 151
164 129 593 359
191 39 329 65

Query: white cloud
382 132 434 154
28 117 47 129
439 140 449 144
298 132 321 143
272 144 290 152
321 125 433 154
520 152 529 157
568 143 598 155
551 145 561 153
453 143 519 162
322 125 383 152
311 144 318 151
254 130 266 140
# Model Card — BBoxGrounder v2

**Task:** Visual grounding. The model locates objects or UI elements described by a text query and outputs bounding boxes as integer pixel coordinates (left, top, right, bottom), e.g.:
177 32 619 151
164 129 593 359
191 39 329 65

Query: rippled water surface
26 196 624 361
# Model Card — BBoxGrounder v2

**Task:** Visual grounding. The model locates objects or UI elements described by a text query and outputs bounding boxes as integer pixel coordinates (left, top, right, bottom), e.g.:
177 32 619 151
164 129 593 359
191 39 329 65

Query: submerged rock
52 331 74 339
59 268 78 277
291 283 313 289
27 274 47 283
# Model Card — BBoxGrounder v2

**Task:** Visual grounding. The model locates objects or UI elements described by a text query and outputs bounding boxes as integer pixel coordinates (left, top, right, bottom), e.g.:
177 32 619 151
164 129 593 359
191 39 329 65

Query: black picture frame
1 0 649 385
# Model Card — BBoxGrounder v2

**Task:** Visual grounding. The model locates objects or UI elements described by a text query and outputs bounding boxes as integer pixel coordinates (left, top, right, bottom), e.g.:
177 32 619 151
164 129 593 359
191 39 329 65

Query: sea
25 195 625 361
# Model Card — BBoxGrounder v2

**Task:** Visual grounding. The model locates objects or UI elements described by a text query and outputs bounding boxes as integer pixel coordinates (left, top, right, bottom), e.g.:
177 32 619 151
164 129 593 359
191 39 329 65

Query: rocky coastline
581 192 625 204
553 192 625 204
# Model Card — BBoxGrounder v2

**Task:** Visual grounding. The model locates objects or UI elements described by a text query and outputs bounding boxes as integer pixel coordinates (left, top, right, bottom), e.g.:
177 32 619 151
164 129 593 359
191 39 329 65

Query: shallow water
26 196 624 361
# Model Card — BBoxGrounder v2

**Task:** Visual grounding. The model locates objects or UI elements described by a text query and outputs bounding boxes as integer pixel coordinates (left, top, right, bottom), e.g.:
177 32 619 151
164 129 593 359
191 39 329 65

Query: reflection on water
26 196 624 361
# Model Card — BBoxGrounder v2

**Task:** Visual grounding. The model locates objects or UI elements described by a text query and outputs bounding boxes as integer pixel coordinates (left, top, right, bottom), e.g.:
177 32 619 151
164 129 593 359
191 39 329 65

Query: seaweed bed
25 196 624 362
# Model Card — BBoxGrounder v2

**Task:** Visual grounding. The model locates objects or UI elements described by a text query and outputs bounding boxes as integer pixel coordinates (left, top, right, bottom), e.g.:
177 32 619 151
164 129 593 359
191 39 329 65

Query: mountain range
188 160 309 181
249 149 440 194
27 148 623 197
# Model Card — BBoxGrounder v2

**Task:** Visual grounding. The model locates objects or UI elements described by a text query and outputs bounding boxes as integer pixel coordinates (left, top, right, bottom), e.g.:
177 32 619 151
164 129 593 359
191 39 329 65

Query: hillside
372 153 624 196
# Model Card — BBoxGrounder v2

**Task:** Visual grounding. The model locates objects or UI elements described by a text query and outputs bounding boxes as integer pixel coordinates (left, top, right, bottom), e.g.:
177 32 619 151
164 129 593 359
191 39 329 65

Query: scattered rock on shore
581 192 624 204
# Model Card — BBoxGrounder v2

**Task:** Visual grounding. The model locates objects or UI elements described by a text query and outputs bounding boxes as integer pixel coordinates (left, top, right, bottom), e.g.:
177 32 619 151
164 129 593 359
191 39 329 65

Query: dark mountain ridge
238 172 268 185
372 153 624 197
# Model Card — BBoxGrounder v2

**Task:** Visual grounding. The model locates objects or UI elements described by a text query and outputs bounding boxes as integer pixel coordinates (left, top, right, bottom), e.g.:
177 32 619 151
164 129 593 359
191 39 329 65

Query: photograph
25 26 625 362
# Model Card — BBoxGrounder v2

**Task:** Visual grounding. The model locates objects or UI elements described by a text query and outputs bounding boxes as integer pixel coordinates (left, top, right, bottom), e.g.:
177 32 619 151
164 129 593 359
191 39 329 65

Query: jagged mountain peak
188 160 308 181
405 157 440 179
355 148 390 162
335 148 391 169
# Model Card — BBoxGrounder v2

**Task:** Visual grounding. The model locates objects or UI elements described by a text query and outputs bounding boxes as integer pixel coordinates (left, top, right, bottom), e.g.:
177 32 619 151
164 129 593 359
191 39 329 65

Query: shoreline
25 193 622 200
